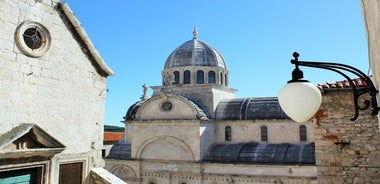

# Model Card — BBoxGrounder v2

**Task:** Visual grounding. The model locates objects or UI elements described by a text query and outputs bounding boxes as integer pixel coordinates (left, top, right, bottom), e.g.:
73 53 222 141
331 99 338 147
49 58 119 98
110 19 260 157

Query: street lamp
278 52 380 123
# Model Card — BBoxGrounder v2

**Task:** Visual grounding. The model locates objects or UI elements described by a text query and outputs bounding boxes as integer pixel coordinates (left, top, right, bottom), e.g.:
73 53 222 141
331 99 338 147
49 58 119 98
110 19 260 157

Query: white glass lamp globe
278 82 322 123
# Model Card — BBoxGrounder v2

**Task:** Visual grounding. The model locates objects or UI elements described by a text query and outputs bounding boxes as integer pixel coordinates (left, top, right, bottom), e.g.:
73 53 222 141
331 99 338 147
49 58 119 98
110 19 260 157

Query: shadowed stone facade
0 0 118 183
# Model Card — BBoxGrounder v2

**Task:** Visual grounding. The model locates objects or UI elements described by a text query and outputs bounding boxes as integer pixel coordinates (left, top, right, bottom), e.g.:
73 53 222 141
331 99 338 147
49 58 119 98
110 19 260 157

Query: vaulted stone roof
164 33 226 69
215 97 290 120
107 143 131 160
203 142 315 165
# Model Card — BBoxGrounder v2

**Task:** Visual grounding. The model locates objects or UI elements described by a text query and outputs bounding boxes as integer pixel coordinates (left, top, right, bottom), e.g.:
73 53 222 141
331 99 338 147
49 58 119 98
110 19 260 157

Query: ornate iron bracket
290 52 380 121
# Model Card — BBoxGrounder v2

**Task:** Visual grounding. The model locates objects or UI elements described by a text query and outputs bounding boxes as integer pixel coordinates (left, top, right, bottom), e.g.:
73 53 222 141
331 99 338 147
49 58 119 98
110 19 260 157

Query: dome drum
163 66 229 86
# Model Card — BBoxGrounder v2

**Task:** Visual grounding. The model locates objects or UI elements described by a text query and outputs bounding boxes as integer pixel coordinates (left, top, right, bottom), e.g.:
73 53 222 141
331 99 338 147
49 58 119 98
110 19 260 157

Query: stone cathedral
105 29 317 184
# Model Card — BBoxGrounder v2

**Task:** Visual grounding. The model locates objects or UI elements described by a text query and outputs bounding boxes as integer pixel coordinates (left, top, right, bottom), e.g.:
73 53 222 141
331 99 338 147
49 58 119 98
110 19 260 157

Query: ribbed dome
164 37 226 69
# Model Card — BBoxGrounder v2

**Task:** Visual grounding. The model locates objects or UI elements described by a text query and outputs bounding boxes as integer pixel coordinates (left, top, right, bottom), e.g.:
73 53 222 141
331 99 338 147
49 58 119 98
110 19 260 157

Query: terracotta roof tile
104 132 124 142
317 77 370 89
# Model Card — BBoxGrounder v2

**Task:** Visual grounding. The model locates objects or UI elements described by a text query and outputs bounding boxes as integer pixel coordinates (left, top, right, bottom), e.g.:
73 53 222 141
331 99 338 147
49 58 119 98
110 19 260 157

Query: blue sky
63 0 369 127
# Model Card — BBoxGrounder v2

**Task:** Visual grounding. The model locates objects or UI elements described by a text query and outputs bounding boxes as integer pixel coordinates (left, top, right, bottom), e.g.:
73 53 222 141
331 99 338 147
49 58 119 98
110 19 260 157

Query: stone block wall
0 0 112 183
314 89 380 183
0 0 108 155
105 159 317 184
129 120 202 161
214 120 314 144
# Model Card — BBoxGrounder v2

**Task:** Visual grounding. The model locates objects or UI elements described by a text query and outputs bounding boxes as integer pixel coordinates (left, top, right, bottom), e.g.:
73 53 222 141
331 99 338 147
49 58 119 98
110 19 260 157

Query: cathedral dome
164 28 226 69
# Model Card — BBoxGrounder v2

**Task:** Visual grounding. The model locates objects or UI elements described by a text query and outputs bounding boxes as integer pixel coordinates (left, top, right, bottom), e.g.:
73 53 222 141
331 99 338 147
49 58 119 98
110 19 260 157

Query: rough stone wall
314 89 380 183
0 0 109 182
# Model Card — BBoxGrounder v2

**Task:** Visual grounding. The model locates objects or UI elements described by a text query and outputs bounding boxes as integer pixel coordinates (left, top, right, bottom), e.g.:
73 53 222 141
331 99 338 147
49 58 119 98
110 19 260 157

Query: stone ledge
90 167 127 184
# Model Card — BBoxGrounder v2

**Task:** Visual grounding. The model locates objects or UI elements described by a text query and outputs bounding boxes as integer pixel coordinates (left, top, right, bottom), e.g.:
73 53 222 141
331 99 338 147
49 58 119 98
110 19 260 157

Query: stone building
0 0 124 183
106 30 318 184
106 24 380 183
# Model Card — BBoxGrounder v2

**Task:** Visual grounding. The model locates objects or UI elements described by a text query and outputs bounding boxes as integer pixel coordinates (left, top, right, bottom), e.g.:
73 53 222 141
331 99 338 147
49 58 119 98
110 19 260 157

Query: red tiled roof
104 132 124 142
317 77 369 89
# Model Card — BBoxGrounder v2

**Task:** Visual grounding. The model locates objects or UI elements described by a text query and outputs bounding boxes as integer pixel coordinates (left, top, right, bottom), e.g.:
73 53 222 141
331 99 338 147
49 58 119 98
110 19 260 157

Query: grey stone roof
124 100 145 120
107 143 131 160
215 97 290 120
178 95 209 120
164 38 226 69
203 142 315 165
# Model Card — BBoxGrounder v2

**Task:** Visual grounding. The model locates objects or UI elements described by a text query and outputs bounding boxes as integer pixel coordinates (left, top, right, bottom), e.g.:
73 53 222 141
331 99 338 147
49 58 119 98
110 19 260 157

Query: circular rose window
161 101 173 111
15 21 51 57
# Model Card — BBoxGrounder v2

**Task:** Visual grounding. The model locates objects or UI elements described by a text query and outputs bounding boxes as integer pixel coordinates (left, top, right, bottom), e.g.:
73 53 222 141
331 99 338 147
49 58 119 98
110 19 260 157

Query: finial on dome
192 27 198 39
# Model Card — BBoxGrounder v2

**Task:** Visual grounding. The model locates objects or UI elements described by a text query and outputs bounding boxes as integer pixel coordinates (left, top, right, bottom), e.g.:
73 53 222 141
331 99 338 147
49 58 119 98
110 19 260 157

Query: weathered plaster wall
361 0 380 130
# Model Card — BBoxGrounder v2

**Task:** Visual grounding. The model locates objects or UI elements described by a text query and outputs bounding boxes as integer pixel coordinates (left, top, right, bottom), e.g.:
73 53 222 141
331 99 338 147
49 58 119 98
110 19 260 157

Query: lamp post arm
290 52 380 121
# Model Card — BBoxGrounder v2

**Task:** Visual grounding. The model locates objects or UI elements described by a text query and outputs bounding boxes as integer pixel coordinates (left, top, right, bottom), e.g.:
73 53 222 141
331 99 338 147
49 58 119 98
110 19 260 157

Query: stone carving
140 83 148 100
163 71 174 87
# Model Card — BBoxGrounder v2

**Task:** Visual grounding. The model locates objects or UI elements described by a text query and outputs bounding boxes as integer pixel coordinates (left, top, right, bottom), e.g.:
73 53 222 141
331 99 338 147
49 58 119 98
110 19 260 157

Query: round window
161 101 173 111
15 21 51 57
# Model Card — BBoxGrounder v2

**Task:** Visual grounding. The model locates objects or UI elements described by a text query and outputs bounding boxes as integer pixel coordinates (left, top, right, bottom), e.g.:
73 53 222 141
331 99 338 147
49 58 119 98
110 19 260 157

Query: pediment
0 124 65 159
135 95 209 120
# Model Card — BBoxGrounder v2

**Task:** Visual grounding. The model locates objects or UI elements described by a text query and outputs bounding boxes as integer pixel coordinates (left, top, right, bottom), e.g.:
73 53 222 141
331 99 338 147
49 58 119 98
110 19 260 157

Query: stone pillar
361 0 380 130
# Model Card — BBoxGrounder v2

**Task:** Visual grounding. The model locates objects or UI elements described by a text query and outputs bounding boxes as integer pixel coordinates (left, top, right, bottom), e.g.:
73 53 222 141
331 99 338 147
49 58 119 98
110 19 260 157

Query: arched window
225 74 228 86
173 71 180 84
299 125 307 141
196 70 204 84
261 126 268 142
208 71 216 84
220 72 224 85
184 70 191 84
225 126 231 141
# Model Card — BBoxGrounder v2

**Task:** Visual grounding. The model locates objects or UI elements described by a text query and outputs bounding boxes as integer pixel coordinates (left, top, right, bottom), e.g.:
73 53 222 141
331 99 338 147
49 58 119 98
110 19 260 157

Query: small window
184 70 191 84
0 167 43 184
102 149 106 158
299 125 307 141
225 126 231 141
173 71 180 84
220 72 224 85
261 126 268 142
208 71 216 83
196 70 204 84
225 74 228 86
161 101 173 111
15 21 51 57
59 162 83 184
